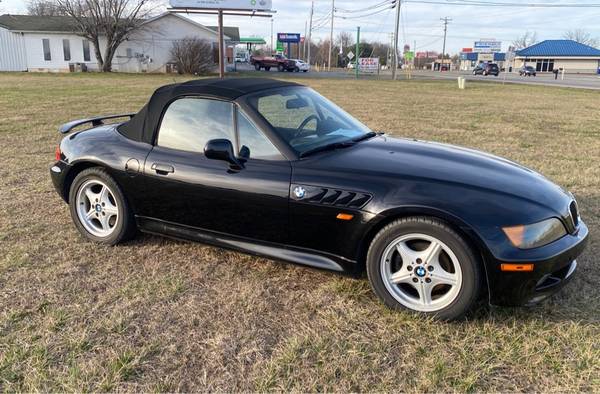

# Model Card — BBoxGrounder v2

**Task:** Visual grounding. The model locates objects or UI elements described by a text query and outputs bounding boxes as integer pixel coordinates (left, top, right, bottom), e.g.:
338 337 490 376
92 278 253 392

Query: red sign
462 47 473 53
416 51 438 58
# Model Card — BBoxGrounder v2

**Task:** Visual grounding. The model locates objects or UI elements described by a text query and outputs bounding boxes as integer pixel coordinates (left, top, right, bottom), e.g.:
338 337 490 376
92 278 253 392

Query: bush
170 37 215 75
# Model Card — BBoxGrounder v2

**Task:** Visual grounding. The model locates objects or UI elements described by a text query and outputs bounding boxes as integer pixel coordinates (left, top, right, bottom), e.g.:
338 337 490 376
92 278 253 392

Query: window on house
126 48 133 58
63 39 71 61
42 39 51 61
82 40 91 62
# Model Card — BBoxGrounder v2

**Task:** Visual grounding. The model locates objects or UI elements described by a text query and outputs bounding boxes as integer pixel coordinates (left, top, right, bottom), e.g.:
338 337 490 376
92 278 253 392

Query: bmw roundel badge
293 186 306 199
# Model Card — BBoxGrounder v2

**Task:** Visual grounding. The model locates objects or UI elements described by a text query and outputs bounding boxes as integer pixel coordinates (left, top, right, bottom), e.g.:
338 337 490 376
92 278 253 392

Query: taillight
55 146 61 161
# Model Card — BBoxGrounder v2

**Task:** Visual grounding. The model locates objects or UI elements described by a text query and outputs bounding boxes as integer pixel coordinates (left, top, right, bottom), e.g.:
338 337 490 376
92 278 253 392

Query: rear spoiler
58 113 135 134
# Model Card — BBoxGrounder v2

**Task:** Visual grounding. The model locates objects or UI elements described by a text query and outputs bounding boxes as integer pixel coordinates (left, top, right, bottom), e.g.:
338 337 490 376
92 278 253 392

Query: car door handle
151 163 174 175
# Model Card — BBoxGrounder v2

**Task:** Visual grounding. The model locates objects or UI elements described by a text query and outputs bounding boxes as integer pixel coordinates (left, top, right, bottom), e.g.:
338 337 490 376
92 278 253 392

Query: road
234 63 600 90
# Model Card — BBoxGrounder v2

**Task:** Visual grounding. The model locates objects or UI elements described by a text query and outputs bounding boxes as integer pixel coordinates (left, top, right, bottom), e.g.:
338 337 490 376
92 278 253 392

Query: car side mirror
204 139 244 170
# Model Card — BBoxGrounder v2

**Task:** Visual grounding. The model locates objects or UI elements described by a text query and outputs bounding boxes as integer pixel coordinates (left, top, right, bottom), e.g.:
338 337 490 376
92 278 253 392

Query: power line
405 0 600 7
336 0 394 13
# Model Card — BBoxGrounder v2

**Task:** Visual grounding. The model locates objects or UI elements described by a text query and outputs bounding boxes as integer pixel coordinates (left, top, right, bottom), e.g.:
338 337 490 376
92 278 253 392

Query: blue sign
277 33 300 43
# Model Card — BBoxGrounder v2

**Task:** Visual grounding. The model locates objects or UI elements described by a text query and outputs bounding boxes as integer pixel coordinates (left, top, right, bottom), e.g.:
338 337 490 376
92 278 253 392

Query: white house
0 13 240 73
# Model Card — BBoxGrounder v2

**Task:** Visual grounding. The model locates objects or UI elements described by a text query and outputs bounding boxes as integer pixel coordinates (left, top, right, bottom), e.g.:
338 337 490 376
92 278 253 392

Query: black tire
295 67 300 72
265 66 271 71
68 167 136 245
278 64 284 72
366 216 482 321
254 63 261 71
303 70 308 73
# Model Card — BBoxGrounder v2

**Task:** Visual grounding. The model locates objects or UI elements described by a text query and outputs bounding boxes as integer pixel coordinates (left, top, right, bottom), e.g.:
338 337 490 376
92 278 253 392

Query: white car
290 59 310 72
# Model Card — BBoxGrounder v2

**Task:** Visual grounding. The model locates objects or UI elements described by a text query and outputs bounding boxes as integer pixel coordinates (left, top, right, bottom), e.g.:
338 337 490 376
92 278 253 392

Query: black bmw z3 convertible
50 78 588 320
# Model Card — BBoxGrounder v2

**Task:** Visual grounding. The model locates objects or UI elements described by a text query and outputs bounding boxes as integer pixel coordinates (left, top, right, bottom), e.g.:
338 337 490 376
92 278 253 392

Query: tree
57 0 155 72
336 32 353 51
170 37 215 75
26 0 66 15
563 29 599 48
512 31 538 50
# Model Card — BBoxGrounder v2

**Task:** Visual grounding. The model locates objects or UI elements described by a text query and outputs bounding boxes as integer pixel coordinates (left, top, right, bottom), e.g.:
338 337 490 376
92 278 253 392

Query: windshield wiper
299 141 356 158
352 131 378 143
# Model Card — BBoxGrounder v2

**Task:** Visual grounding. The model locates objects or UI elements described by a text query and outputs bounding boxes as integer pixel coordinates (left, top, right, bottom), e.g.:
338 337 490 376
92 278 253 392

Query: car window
248 87 373 156
157 98 234 153
237 111 283 160
256 92 318 132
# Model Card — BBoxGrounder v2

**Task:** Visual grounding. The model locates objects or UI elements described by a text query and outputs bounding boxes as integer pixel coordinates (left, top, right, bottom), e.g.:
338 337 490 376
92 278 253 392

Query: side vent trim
291 184 372 209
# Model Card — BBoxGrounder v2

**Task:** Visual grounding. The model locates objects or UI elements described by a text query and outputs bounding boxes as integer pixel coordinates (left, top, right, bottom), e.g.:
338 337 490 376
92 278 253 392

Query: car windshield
247 87 373 156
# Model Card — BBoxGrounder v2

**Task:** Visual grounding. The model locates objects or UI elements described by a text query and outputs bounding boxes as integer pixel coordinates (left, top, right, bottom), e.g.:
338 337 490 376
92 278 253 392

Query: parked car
250 54 296 71
235 52 248 63
519 66 537 77
289 59 310 72
51 78 588 320
473 63 500 76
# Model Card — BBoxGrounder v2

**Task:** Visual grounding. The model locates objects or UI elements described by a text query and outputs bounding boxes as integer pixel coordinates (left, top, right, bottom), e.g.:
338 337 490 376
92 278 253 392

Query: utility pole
355 26 360 79
392 0 401 80
270 18 274 54
328 0 335 70
218 9 224 78
307 0 314 65
303 20 307 60
440 17 452 72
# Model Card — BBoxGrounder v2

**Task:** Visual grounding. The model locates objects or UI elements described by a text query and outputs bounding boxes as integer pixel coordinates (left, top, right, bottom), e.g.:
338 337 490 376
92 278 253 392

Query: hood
310 135 572 212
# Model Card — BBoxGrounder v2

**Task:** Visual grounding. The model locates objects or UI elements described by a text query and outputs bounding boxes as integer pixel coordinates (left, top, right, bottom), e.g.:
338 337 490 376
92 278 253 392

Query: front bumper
487 220 589 306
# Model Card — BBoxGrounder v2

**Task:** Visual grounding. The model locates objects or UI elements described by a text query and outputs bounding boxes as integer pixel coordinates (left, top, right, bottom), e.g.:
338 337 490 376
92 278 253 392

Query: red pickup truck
250 54 297 72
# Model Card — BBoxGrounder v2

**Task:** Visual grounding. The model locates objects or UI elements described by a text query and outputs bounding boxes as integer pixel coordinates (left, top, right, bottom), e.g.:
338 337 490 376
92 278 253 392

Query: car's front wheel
366 217 482 320
69 167 136 245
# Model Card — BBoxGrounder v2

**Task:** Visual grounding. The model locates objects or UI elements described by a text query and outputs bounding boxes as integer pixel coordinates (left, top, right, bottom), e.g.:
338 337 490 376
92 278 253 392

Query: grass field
0 72 598 392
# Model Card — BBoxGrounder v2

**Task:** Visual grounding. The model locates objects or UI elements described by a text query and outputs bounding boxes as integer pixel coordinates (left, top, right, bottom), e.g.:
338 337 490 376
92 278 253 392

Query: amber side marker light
336 213 354 221
501 264 534 272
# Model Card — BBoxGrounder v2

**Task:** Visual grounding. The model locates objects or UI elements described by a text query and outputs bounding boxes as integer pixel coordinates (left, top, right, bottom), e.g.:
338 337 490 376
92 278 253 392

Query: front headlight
502 218 567 249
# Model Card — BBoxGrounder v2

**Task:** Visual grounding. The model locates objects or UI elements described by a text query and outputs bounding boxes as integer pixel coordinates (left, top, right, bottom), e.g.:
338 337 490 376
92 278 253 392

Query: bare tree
170 37 215 75
56 0 155 72
563 29 599 48
512 31 538 50
27 0 66 15
336 32 353 51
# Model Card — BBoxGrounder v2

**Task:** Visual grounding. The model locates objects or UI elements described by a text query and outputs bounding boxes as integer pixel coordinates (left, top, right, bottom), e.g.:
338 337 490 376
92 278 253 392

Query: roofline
144 12 231 40
0 12 233 40
515 55 600 59
3 29 81 34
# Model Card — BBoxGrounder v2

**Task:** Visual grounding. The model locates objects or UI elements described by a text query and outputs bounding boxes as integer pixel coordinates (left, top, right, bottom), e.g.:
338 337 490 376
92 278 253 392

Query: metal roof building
514 40 600 74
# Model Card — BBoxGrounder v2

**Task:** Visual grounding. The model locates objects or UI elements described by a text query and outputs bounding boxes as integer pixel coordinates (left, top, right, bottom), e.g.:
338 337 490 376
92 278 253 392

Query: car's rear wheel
69 167 136 245
278 64 284 72
254 63 261 71
366 217 481 320
265 66 271 71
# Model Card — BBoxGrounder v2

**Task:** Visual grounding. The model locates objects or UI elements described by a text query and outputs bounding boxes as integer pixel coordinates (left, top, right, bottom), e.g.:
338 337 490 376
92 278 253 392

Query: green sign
404 51 415 61
276 41 284 53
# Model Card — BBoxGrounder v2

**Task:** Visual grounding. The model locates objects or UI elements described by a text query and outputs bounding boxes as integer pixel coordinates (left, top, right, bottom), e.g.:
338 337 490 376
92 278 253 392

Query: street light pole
392 0 401 80
307 0 314 65
328 0 335 70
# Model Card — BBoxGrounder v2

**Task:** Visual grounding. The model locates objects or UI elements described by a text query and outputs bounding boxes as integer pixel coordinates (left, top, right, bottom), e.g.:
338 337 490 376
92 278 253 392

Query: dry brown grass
0 72 599 392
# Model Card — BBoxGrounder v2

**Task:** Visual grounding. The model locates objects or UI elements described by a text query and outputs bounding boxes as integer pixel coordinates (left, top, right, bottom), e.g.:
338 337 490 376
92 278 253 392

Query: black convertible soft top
118 77 301 144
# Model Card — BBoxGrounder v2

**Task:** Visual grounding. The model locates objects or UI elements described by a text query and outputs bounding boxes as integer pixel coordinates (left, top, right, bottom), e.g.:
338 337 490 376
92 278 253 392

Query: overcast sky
2 0 600 53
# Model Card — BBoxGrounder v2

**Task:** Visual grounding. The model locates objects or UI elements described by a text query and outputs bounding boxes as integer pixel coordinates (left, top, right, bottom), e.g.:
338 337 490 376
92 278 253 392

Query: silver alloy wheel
380 233 463 312
75 179 119 238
